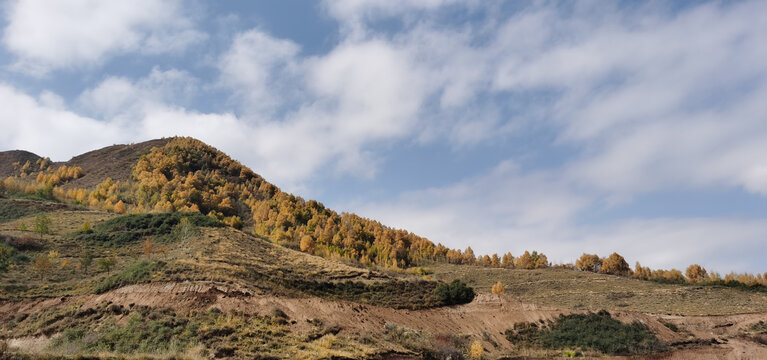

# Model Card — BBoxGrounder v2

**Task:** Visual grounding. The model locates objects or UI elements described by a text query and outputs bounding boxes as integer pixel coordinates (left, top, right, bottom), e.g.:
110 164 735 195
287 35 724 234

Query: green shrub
0 243 13 272
95 260 165 293
74 212 221 246
751 321 767 334
540 311 663 355
435 279 475 305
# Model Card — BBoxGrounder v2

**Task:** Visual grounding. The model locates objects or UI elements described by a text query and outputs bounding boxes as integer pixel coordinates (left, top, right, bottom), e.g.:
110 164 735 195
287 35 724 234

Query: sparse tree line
2 137 766 291
572 252 767 287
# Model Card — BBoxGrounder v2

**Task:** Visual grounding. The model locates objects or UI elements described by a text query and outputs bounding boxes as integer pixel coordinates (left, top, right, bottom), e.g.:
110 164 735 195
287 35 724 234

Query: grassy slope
431 263 767 316
0 201 444 309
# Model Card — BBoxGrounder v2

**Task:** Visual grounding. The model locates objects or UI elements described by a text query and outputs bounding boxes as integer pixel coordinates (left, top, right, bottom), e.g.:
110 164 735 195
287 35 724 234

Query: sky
1 0 766 273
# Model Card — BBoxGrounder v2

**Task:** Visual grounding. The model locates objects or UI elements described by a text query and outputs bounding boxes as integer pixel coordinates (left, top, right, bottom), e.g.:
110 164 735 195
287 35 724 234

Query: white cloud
321 0 479 38
216 30 430 187
218 30 301 117
348 161 589 254
349 159 767 273
77 67 198 119
0 84 124 157
2 0 204 74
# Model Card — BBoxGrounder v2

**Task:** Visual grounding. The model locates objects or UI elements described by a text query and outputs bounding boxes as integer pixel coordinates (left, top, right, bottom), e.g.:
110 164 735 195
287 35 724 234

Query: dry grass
0 209 440 309
431 263 767 316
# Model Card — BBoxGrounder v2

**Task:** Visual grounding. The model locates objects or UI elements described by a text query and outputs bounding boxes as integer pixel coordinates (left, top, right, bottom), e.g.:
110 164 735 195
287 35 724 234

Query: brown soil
4 282 767 359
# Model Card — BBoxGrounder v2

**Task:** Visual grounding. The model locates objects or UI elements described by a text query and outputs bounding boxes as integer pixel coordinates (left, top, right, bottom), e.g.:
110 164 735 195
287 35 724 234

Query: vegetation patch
0 198 69 223
505 311 664 356
72 212 222 245
94 260 165 293
435 279 475 305
265 272 453 309
3 303 373 359
750 321 767 334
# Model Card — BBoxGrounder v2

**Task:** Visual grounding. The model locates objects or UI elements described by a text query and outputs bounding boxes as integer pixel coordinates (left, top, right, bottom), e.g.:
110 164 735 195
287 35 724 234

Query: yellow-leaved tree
491 281 504 295
575 253 602 272
600 252 631 276
469 341 484 359
300 235 315 253
685 264 707 283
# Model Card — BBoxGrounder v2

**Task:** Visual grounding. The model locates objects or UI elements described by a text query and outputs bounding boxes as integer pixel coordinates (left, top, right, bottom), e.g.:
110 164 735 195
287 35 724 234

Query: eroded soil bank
2 282 767 359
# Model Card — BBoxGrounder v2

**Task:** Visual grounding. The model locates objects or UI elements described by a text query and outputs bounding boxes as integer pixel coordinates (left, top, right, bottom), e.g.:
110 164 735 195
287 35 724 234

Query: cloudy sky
1 0 766 273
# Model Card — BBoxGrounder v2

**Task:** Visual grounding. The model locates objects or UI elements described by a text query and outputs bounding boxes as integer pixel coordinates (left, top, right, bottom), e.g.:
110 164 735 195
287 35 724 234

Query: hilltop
1 138 767 359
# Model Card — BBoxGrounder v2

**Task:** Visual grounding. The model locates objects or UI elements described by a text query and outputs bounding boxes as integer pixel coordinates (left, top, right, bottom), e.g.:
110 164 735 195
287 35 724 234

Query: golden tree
463 247 476 265
685 264 707 283
501 252 514 268
490 253 501 267
143 238 153 259
600 252 631 276
575 253 602 272
469 341 484 360
114 200 127 214
491 281 504 295
300 235 315 253
515 251 534 269
32 255 52 280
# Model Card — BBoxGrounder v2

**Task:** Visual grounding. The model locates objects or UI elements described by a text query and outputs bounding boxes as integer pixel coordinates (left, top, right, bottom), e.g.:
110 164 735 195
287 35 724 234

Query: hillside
2 139 767 359
0 150 41 179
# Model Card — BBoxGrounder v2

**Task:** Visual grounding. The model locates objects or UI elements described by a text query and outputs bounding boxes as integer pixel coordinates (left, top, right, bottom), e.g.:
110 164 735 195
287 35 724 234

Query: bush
0 243 13 272
540 311 663 355
435 279 475 305
74 212 221 246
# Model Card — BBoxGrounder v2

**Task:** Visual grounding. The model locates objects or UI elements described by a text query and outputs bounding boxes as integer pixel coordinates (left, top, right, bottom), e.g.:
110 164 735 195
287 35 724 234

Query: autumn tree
491 281 505 295
515 251 534 269
32 255 52 280
300 235 315 253
633 261 652 280
685 264 707 283
576 253 602 272
600 252 631 276
469 341 484 360
114 200 127 214
501 252 514 268
463 247 476 265
143 237 153 259
34 214 51 239
662 269 685 283
490 253 501 267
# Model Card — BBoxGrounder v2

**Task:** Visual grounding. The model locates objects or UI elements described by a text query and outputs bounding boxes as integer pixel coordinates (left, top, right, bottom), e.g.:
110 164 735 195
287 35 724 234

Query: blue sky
1 0 767 273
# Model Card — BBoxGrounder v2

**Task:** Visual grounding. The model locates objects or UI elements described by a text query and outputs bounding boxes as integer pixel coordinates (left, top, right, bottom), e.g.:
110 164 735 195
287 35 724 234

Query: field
431 263 767 316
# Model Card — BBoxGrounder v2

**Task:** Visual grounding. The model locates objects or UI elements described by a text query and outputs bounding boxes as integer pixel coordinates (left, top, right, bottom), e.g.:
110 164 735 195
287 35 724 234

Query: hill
2 138 767 359
0 150 41 179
